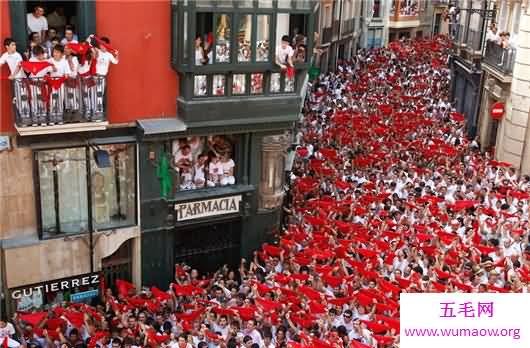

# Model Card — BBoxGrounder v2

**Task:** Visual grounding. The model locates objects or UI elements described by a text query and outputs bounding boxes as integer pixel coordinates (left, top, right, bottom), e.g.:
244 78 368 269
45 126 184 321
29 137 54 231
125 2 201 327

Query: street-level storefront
8 272 101 313
138 125 289 288
1 130 142 317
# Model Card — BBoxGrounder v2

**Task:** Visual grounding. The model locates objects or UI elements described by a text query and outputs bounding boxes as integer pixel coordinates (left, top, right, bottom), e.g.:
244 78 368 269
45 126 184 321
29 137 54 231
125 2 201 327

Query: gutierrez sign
11 273 100 300
175 195 242 221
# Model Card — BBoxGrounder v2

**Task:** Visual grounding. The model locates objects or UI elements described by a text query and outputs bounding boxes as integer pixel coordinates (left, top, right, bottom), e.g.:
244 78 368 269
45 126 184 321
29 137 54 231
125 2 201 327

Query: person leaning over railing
0 38 25 79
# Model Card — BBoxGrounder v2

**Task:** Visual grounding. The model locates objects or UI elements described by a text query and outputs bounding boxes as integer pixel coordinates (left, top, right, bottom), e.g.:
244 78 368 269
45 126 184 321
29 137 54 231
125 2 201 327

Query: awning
137 118 187 136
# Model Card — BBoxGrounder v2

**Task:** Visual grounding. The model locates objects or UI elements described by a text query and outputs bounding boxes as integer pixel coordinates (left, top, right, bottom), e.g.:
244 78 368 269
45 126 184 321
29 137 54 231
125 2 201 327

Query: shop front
138 126 288 288
8 272 101 313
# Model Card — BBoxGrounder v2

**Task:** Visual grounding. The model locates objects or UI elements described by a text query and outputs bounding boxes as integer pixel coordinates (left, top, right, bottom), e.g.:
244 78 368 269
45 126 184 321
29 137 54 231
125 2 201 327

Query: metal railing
451 23 464 44
12 76 107 127
342 18 355 35
483 41 516 75
322 27 332 44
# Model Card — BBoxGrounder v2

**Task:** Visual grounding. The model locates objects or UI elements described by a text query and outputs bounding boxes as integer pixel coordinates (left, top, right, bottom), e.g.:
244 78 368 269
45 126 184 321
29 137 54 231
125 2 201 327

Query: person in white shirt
208 154 224 187
29 45 55 125
220 152 235 186
0 320 21 348
48 44 71 123
275 35 294 70
0 38 24 79
27 5 48 40
60 25 79 46
93 36 119 76
194 153 208 188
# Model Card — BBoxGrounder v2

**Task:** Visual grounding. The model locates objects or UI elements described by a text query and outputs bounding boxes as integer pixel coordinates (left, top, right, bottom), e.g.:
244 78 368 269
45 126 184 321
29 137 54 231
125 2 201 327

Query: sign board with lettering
10 273 100 300
70 289 99 302
175 195 242 221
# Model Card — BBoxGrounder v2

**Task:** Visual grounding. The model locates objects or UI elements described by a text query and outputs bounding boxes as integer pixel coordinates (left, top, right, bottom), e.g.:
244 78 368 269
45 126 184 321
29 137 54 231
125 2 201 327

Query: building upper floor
448 0 522 78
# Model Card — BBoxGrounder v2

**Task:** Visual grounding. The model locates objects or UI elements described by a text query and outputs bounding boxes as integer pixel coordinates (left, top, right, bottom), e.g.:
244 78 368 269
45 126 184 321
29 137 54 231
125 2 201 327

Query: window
270 73 281 93
324 6 332 27
90 144 136 231
195 12 213 65
258 0 273 7
194 75 208 96
215 14 231 63
38 148 88 235
36 144 136 237
284 74 294 92
212 75 226 96
232 74 246 94
276 13 308 63
256 15 270 62
251 73 264 94
373 0 381 18
184 12 189 62
238 15 252 62
171 135 236 191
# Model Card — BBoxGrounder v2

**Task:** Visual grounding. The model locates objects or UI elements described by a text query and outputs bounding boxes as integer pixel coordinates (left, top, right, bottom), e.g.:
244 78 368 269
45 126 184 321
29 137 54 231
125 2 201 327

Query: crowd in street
2 34 530 348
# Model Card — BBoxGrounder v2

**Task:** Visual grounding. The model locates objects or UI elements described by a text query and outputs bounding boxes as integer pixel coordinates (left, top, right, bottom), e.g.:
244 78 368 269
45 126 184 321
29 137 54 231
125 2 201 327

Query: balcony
342 18 355 35
322 27 332 44
12 76 108 136
483 41 516 78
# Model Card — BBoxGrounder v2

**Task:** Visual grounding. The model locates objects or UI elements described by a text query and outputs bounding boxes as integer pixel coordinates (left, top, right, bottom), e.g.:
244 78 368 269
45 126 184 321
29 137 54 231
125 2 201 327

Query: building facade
0 0 312 315
314 0 362 73
448 0 493 137
476 0 529 172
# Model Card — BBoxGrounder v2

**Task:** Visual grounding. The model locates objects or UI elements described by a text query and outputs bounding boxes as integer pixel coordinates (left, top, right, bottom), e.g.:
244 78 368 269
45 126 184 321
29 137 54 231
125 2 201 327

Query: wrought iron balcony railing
483 41 516 75
343 18 355 35
12 75 107 128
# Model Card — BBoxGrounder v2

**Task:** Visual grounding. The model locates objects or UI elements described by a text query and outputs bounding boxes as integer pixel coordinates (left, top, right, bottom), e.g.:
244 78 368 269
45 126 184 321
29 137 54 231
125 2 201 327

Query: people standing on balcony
195 35 211 65
207 152 223 187
25 32 45 60
275 35 294 71
220 152 235 186
46 6 66 36
0 38 24 79
60 25 79 46
43 27 59 55
486 23 499 43
26 5 48 41
93 36 118 76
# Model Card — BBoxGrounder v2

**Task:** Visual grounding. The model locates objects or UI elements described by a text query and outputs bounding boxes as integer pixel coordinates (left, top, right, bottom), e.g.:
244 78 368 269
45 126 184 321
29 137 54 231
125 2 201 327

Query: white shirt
275 45 294 65
95 50 118 76
209 162 224 177
0 51 25 78
27 13 48 34
48 57 70 77
0 323 15 338
60 38 79 46
221 159 235 176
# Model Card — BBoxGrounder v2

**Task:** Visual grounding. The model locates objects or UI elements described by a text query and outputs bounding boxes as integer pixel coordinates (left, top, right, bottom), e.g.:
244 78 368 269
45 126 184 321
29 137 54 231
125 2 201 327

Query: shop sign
491 102 505 120
70 289 99 302
10 273 100 300
175 195 242 221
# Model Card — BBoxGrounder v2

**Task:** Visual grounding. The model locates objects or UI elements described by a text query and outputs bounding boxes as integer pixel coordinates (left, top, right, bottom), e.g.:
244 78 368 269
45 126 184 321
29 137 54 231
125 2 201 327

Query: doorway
174 219 241 276
102 239 133 291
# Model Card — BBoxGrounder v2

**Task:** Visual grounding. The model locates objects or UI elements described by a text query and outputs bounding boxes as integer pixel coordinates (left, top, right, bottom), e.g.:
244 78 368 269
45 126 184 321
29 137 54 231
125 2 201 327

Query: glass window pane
183 12 188 62
293 0 311 9
285 74 295 92
258 0 273 7
196 13 213 65
238 15 252 62
256 15 270 62
216 14 231 63
172 136 236 190
194 75 208 96
276 13 290 55
38 148 88 235
213 75 226 96
251 73 264 94
232 74 246 94
238 0 253 7
270 73 281 93
278 0 291 8
216 0 232 6
91 144 136 231
196 0 212 6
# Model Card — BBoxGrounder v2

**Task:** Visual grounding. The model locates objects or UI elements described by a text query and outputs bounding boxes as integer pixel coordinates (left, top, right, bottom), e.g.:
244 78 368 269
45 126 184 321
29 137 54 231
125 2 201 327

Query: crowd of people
2 34 530 348
485 22 517 50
